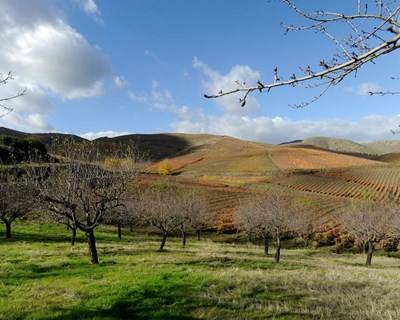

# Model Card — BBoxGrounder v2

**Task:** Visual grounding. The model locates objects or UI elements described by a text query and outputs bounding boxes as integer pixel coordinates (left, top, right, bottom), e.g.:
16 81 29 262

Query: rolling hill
282 136 400 157
282 137 374 155
2 126 399 227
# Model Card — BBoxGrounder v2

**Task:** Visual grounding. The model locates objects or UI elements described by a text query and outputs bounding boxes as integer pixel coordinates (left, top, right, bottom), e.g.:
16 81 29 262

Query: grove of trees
1 141 400 267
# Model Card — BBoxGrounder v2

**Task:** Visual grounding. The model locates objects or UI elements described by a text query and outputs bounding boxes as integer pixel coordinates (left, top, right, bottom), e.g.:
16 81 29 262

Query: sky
0 0 400 144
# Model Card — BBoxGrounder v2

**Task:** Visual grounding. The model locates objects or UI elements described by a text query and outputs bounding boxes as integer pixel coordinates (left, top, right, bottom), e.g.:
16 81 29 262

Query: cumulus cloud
0 0 112 131
80 130 131 140
171 111 400 144
193 57 261 115
128 81 178 112
75 0 102 23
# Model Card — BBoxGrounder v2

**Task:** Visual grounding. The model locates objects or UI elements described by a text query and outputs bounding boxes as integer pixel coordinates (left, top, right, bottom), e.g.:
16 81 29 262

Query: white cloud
193 57 261 115
0 112 52 132
114 76 127 88
357 82 383 96
128 91 148 104
0 0 112 131
80 130 131 140
75 0 102 23
128 82 177 112
171 111 400 144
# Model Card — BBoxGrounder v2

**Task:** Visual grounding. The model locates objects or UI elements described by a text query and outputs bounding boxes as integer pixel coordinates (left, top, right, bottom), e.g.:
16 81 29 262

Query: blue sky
1 0 399 143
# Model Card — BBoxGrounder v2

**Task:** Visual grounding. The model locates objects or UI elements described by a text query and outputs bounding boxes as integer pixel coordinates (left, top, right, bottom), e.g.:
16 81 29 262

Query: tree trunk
366 240 374 266
86 229 99 264
248 232 252 243
275 236 281 263
118 223 122 240
5 221 11 239
197 229 201 241
263 235 269 255
129 223 134 232
182 230 187 248
159 231 168 251
71 227 76 246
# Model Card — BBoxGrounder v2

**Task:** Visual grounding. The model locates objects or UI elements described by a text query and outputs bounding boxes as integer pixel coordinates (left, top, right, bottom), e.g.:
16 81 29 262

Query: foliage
158 159 171 175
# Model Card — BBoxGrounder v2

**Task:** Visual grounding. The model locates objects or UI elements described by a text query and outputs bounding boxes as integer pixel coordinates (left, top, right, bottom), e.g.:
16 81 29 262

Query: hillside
282 136 400 156
1 127 384 180
365 140 400 155
282 136 375 155
146 135 383 186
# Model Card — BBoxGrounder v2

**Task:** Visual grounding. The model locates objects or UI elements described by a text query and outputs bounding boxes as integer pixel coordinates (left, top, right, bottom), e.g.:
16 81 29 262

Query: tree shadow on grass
0 231 71 244
50 272 202 320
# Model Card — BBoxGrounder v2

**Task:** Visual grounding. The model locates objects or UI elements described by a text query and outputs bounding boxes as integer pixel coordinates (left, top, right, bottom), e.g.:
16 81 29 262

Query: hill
146 135 383 186
282 136 375 155
365 140 400 155
281 136 400 156
1 127 384 177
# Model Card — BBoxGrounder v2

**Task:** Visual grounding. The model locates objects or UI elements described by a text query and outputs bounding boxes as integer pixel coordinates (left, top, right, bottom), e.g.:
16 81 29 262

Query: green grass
1 223 400 319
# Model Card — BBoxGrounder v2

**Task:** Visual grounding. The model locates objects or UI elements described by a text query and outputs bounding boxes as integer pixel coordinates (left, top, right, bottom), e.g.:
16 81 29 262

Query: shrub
158 159 171 175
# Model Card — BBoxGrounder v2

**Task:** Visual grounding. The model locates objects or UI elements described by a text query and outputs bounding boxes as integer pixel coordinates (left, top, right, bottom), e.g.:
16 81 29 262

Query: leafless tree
28 142 139 264
137 183 183 251
205 1 400 108
0 174 34 239
236 193 295 262
0 72 26 117
291 204 320 247
104 206 129 240
235 199 271 255
181 189 209 244
339 201 391 265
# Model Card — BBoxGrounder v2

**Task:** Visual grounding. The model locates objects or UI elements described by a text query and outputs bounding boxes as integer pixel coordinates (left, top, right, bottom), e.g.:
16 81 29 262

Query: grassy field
1 223 400 319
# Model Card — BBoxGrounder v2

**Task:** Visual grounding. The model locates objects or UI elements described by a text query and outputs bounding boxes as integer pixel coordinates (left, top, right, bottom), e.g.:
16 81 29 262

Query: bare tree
291 204 320 247
339 201 390 265
0 72 26 117
236 193 295 262
205 1 400 108
0 174 34 239
29 143 139 264
104 206 129 240
235 199 271 255
181 189 209 244
138 183 183 251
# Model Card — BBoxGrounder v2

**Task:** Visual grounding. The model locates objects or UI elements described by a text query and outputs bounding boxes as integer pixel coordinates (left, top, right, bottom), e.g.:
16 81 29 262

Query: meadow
1 223 400 320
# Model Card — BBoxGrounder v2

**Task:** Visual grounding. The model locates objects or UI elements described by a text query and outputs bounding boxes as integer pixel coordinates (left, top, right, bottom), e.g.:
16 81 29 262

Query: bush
158 159 171 175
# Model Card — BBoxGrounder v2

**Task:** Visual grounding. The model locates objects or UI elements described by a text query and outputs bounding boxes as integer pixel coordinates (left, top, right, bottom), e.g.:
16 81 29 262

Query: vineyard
138 173 350 231
274 165 400 202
